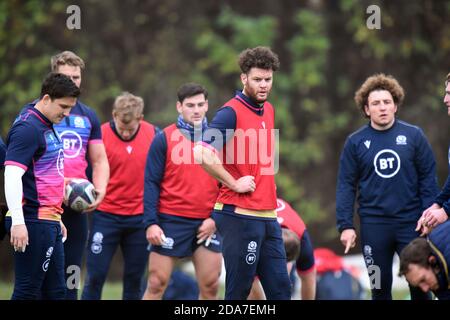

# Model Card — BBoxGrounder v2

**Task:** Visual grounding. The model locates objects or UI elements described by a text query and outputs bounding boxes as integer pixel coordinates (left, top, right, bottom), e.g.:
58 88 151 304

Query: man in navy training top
22 51 110 299
193 47 291 300
4 73 80 299
336 73 439 300
416 72 450 235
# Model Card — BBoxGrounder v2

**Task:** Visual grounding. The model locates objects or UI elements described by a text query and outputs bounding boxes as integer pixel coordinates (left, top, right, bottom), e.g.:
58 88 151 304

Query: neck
34 100 46 116
242 90 264 107
371 119 395 131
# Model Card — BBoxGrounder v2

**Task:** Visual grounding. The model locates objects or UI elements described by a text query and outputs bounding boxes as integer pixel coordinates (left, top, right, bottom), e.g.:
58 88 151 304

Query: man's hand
340 229 356 254
60 221 68 243
416 207 448 236
416 203 441 232
146 224 166 246
10 224 28 253
197 218 216 247
85 188 106 212
232 175 256 193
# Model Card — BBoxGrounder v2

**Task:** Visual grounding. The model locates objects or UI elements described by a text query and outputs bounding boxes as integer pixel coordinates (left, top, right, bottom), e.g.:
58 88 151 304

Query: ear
428 255 436 266
42 94 51 105
176 101 182 114
364 105 370 117
240 73 247 87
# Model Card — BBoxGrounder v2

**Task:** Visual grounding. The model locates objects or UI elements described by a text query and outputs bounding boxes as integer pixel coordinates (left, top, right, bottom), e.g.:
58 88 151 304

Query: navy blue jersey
5 108 64 223
428 221 450 299
336 119 439 231
0 137 6 168
24 100 102 180
434 144 450 216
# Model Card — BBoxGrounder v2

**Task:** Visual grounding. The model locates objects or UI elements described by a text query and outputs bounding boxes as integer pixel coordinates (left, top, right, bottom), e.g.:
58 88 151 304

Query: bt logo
60 130 83 158
373 149 401 178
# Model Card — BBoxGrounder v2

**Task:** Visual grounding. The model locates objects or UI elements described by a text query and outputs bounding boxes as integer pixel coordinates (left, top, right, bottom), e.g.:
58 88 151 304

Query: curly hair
354 73 404 117
238 46 280 74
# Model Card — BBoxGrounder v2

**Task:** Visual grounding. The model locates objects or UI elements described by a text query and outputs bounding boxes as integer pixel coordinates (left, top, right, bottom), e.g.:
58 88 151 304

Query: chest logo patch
60 130 83 159
396 135 407 145
74 117 85 128
373 149 401 178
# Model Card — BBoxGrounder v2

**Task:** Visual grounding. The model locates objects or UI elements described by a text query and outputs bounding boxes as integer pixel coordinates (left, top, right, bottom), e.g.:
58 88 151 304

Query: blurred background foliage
1 0 450 281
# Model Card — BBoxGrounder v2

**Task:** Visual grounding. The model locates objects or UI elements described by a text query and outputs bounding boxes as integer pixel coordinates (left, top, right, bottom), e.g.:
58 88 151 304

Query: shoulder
73 100 100 120
149 130 168 152
74 100 93 112
161 123 176 134
8 118 40 146
101 122 110 130
11 114 39 133
396 120 427 142
346 124 370 143
210 106 236 125
264 101 275 110
396 119 421 132
140 120 155 131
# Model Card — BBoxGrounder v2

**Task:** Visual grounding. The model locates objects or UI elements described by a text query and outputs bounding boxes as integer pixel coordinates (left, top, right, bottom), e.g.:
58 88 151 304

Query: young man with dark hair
336 73 439 300
20 51 110 299
142 83 222 300
416 72 450 234
194 47 292 300
82 92 156 300
399 221 450 300
4 72 80 299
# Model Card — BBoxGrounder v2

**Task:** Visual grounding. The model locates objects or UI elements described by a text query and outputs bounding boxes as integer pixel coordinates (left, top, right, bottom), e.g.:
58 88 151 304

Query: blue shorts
151 213 222 258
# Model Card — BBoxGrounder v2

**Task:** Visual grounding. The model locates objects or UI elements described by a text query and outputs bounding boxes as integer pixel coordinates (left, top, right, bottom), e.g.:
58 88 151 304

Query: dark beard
244 89 267 104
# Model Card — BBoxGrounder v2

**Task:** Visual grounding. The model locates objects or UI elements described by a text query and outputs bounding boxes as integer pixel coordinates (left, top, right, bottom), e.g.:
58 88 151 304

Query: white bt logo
373 149 401 178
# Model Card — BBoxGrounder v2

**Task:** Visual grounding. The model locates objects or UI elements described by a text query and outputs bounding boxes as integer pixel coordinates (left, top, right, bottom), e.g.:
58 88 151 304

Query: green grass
0 281 411 300
0 281 125 300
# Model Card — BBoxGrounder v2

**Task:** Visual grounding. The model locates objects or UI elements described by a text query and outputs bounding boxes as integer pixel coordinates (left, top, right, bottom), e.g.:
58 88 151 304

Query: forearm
4 165 26 226
143 179 161 228
194 145 237 190
91 160 109 192
89 144 110 192
299 270 316 300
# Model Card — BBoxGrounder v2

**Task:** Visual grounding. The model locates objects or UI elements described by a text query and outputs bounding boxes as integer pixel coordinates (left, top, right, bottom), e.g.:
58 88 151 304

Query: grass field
0 281 410 300
0 282 124 300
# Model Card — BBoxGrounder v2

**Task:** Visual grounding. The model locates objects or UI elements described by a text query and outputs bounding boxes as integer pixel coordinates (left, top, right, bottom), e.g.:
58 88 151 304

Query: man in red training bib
142 83 222 300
